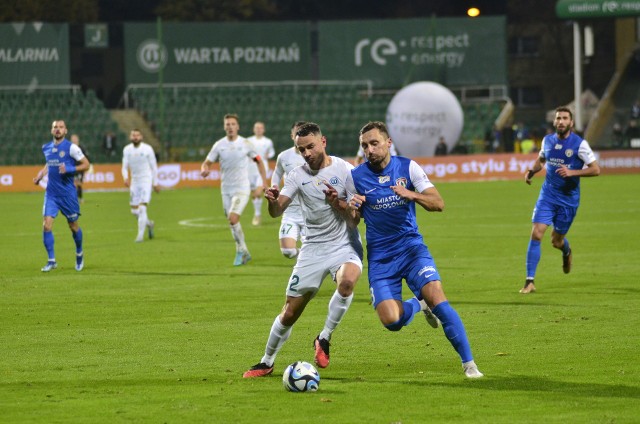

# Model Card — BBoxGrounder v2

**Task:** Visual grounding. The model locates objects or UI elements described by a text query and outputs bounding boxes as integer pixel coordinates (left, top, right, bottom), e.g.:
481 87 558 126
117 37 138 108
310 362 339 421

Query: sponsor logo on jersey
364 187 377 194
555 144 562 149
565 149 574 157
395 177 407 187
378 175 390 183
302 180 312 185
52 148 58 153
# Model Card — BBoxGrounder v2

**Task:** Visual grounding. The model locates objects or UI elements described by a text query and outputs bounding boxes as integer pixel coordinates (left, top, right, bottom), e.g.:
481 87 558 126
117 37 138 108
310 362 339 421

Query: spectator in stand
434 136 448 156
612 123 624 148
103 131 117 157
630 99 640 121
625 119 640 146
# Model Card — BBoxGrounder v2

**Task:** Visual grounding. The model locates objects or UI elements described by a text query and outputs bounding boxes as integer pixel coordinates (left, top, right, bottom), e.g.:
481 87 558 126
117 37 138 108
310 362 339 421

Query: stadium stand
126 82 507 160
0 88 125 166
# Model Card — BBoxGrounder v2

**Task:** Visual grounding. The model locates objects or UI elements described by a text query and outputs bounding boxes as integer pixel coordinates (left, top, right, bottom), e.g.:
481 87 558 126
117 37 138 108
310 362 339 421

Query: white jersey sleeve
206 141 221 163
121 145 130 181
578 140 597 165
69 144 85 161
409 160 434 193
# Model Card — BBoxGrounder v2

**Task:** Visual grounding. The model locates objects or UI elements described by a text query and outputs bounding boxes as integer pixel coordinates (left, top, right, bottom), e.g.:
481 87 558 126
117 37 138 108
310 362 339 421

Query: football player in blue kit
520 107 600 294
346 121 483 378
33 120 90 272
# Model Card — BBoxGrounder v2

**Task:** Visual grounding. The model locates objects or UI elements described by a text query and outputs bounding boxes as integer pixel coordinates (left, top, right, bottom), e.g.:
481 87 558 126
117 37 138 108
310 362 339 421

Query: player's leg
244 260 320 378
421 281 483 378
41 214 57 271
522 200 553 293
59 194 84 271
315 253 362 368
249 171 263 226
370 255 421 331
551 206 576 274
227 192 251 265
251 188 264 226
278 219 302 259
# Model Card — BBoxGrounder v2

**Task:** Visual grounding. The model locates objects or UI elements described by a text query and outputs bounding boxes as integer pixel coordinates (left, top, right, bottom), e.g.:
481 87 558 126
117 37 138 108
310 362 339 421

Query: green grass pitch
1 174 639 423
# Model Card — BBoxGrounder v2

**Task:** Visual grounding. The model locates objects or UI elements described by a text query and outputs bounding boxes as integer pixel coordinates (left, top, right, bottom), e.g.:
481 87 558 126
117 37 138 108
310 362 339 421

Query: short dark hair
291 120 307 131
359 121 390 139
296 122 321 138
555 107 573 120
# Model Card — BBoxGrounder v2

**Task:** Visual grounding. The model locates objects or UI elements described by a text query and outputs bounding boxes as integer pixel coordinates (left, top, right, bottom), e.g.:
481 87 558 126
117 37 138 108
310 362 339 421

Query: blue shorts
532 198 577 235
43 193 81 222
368 243 441 308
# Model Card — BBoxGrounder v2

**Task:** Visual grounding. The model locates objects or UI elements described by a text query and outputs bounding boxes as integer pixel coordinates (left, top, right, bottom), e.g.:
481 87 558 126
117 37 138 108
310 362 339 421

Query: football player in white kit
247 121 275 226
122 129 159 243
243 122 363 378
200 114 268 266
270 121 307 259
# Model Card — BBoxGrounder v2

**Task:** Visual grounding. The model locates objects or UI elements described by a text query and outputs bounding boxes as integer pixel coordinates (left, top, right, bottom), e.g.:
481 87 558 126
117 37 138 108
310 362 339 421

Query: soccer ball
282 361 320 392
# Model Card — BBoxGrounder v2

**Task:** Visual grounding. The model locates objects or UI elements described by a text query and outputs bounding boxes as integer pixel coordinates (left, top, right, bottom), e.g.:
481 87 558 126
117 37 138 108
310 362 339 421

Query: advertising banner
124 22 311 84
2 151 638 193
0 23 70 85
318 16 506 88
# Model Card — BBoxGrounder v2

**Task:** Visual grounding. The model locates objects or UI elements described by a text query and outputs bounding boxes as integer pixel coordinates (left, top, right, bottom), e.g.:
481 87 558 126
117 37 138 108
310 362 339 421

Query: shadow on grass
323 375 640 399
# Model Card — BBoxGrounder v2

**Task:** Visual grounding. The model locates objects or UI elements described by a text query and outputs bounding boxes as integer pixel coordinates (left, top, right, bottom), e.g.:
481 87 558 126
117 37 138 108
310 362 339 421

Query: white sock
261 316 292 366
319 290 353 341
137 205 148 239
252 197 263 217
230 223 247 252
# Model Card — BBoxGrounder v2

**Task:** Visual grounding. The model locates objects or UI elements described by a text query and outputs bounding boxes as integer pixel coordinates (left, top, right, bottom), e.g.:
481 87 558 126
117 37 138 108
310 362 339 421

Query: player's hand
124 179 130 188
349 193 366 210
390 184 413 199
265 185 280 201
33 176 41 185
322 182 340 207
200 169 210 178
153 185 160 193
525 169 535 185
58 163 67 174
555 165 572 178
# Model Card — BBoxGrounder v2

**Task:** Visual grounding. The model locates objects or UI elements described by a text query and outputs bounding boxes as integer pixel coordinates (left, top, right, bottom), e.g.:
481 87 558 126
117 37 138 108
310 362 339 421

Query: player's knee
281 248 298 259
551 239 563 249
384 319 404 332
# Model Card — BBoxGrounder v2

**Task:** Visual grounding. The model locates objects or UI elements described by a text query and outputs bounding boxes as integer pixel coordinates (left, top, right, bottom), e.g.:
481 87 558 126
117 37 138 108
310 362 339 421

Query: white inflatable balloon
386 82 463 157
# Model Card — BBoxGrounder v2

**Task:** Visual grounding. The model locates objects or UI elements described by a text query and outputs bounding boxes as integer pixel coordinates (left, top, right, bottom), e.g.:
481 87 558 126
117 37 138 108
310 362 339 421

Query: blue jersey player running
33 120 90 272
520 107 600 293
346 121 483 378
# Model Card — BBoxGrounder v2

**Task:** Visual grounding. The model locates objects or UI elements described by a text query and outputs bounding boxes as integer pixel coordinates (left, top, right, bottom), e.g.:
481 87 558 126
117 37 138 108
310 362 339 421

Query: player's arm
392 185 444 212
271 158 284 187
33 165 48 185
200 159 215 177
149 148 160 192
556 160 600 178
525 156 545 185
254 155 269 190
265 185 292 217
392 160 443 212
60 145 89 175
323 182 360 226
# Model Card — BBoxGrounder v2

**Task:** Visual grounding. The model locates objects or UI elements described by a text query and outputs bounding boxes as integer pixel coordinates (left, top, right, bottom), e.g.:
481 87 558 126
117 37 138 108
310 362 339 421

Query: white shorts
129 182 152 206
248 165 263 191
222 191 250 217
285 243 363 298
278 214 306 242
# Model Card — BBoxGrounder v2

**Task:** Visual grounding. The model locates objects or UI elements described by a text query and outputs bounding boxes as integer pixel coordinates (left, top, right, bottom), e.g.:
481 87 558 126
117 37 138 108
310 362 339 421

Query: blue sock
562 238 570 256
72 228 83 254
526 239 541 279
384 298 421 331
43 231 55 261
432 301 473 363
